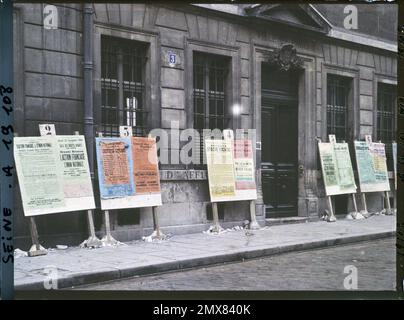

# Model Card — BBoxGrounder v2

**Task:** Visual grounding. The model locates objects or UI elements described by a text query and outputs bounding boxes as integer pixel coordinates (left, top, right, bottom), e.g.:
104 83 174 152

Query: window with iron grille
193 52 230 165
327 75 351 142
377 83 396 171
101 36 148 137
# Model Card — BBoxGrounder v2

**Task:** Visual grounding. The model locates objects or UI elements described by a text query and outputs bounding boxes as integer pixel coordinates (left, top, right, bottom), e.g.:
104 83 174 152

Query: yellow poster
205 139 236 202
369 142 390 191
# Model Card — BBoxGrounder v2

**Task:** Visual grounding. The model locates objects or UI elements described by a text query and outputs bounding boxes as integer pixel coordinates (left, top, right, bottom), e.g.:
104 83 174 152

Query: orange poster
101 141 130 186
132 137 161 194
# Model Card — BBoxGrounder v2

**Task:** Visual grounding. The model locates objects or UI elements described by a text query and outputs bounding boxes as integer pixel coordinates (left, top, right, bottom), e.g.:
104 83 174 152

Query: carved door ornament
265 44 303 71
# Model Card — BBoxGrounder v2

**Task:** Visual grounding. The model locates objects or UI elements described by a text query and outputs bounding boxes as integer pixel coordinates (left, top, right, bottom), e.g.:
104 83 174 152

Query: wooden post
152 207 159 236
249 200 260 230
349 193 364 220
327 196 337 222
81 209 103 248
97 132 119 246
211 202 223 232
101 210 119 245
152 206 165 239
151 206 165 238
385 191 393 215
23 131 47 257
29 217 39 250
87 210 96 238
27 217 47 257
352 194 358 213
145 132 165 240
73 130 102 248
361 193 368 214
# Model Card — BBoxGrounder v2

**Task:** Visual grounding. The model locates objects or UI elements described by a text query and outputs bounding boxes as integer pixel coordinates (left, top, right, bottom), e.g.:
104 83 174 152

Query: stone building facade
11 3 398 248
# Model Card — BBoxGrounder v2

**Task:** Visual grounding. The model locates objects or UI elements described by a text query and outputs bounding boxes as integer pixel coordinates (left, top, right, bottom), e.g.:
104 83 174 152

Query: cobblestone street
75 237 395 291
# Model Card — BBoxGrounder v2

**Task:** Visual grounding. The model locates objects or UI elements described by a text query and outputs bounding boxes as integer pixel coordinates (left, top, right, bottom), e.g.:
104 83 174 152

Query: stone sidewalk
14 215 396 290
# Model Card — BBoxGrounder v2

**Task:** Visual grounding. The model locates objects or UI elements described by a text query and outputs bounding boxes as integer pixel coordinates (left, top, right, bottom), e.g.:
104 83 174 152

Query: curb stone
15 230 395 290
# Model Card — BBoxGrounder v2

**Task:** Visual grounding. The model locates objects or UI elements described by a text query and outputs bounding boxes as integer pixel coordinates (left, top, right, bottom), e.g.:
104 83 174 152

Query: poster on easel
233 139 257 201
96 137 135 199
132 137 161 194
318 141 356 196
354 139 390 193
56 135 95 199
14 135 96 216
369 142 390 190
95 136 162 210
205 139 236 202
318 142 339 196
333 142 357 193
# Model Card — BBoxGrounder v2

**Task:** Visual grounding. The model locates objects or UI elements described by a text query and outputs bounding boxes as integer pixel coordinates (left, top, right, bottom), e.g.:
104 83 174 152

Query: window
101 36 148 137
377 83 396 171
327 75 351 142
193 52 230 164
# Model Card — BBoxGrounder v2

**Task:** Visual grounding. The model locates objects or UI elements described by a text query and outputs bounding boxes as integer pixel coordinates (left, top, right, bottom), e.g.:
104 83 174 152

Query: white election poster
14 136 95 216
205 139 236 202
55 135 96 212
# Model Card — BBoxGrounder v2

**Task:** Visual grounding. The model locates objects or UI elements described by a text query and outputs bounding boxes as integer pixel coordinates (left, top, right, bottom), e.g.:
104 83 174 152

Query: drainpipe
83 4 94 179
82 4 102 246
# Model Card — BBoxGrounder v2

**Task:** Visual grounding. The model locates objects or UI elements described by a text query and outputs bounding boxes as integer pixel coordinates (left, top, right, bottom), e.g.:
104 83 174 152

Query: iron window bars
377 83 396 171
327 75 350 143
101 36 148 137
193 52 230 166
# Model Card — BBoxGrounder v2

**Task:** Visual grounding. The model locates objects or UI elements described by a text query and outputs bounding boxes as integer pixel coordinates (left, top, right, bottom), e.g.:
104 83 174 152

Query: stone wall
13 3 87 249
12 3 397 248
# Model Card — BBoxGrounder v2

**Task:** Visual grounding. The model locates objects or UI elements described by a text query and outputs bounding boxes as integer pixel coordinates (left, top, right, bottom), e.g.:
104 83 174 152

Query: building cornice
328 28 397 53
190 3 397 54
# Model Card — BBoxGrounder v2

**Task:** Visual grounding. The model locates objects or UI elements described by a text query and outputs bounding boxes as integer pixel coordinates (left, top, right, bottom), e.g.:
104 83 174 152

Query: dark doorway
261 64 299 218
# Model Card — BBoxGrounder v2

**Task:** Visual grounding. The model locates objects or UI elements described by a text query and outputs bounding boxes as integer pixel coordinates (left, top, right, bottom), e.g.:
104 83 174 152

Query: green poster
318 142 339 195
14 135 96 216
334 143 356 191
354 141 376 186
318 142 357 195
354 140 389 192
14 136 65 214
